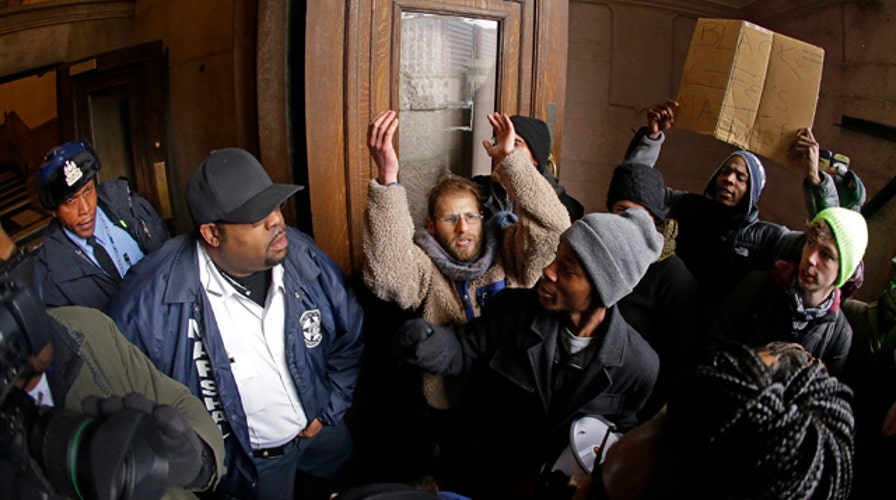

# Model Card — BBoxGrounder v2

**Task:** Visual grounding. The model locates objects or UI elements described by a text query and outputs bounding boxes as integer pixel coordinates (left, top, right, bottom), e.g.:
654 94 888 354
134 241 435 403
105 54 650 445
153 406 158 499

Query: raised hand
647 100 679 138
368 110 400 185
481 112 516 163
788 127 821 185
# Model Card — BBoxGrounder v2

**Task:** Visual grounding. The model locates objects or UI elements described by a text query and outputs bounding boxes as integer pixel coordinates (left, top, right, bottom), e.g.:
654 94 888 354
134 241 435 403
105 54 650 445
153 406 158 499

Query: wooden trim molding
305 0 352 273
257 0 295 222
305 0 568 276
0 0 135 36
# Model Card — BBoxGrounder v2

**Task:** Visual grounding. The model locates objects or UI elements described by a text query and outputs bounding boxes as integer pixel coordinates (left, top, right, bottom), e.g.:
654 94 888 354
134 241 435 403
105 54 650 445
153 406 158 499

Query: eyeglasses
435 213 484 226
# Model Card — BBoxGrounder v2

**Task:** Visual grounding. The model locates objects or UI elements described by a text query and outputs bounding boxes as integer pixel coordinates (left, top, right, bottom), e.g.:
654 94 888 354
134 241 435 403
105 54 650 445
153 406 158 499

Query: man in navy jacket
109 148 364 499
33 140 170 310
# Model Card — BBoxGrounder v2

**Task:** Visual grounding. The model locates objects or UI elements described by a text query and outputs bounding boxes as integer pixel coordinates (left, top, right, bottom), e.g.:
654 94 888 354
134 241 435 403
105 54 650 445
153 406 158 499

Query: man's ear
426 217 435 235
198 223 221 247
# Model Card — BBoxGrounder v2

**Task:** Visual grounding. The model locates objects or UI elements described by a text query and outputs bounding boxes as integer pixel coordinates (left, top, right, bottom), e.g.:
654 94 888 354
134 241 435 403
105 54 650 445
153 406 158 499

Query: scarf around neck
658 218 679 262
788 278 839 336
413 211 516 282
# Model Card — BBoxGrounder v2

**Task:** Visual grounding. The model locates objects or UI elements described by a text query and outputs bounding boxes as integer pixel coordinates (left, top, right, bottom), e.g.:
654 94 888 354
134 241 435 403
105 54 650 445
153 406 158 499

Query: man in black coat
395 209 663 498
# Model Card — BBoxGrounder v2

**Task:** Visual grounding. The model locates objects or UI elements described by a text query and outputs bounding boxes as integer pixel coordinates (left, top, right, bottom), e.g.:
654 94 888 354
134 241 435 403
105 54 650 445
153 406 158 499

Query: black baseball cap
187 148 303 224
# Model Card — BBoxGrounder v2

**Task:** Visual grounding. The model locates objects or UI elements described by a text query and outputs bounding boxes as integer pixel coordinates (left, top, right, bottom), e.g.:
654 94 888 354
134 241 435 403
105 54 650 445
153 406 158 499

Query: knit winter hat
812 207 868 288
560 209 663 307
510 115 551 168
606 162 669 221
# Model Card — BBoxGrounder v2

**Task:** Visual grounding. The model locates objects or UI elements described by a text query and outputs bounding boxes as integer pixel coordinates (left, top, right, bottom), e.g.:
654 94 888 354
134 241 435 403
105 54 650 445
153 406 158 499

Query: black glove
394 318 435 360
82 393 207 488
394 319 460 373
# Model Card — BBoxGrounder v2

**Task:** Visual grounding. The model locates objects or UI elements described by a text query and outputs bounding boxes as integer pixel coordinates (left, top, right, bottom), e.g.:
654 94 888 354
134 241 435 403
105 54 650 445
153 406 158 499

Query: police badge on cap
35 140 102 209
63 160 84 187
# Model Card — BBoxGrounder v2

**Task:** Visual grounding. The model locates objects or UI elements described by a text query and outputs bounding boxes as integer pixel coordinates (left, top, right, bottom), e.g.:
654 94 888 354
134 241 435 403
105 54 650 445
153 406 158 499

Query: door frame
56 40 173 223
305 0 568 275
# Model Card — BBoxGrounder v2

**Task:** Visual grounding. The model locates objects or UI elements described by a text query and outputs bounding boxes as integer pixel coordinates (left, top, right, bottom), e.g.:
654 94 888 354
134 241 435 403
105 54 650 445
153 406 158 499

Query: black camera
0 249 169 499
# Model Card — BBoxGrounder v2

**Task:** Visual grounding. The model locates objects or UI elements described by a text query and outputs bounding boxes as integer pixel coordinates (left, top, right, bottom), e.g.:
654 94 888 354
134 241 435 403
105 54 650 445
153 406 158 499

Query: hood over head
704 150 766 220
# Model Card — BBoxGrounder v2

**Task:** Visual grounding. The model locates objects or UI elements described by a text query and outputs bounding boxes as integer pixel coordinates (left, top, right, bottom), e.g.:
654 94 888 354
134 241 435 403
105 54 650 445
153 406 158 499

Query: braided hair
664 342 854 499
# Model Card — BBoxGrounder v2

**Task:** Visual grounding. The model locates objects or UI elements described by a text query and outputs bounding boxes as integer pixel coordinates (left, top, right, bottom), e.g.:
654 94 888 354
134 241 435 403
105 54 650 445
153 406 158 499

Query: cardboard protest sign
676 18 824 163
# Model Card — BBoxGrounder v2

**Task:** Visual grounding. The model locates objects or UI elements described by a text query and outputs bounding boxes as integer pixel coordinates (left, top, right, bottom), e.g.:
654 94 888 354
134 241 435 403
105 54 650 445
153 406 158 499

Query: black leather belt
253 439 292 458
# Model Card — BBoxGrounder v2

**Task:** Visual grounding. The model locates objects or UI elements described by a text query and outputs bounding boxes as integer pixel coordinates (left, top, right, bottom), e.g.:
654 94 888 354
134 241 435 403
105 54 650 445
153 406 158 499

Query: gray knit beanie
560 209 663 307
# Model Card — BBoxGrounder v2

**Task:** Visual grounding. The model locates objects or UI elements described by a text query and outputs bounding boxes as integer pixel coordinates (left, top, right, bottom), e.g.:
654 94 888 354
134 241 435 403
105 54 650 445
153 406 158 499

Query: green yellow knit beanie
812 207 868 288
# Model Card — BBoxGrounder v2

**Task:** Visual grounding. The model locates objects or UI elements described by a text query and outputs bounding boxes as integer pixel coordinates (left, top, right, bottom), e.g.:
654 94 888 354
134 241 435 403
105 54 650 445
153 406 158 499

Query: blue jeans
252 420 355 499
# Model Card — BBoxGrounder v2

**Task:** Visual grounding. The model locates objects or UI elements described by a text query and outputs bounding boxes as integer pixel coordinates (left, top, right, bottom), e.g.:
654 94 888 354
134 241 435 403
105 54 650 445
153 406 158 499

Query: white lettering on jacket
188 318 230 437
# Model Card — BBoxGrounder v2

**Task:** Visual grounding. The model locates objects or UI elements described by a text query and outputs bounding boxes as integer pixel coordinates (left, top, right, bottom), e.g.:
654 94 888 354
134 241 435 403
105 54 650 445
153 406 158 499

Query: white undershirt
27 372 54 408
562 327 595 355
197 242 307 449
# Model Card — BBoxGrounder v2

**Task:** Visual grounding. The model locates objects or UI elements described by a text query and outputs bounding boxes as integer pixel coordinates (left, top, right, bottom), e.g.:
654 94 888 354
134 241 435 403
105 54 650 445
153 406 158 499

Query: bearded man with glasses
356 110 570 484
363 109 570 333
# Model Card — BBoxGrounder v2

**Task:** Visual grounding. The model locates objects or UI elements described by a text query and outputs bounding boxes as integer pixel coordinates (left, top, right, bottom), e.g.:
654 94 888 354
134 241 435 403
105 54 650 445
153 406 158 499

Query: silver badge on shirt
300 309 322 348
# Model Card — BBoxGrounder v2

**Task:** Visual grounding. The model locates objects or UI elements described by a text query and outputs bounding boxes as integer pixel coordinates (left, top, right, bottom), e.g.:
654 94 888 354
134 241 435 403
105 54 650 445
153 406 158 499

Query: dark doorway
57 41 174 228
289 3 312 234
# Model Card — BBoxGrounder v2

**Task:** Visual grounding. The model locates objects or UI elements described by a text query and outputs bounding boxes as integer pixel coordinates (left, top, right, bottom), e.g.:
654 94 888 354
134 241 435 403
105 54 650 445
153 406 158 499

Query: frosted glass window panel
399 12 498 228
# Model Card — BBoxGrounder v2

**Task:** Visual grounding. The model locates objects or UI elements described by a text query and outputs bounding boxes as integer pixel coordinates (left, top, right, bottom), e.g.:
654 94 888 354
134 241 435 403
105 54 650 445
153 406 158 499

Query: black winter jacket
713 262 852 375
625 127 805 302
396 288 658 497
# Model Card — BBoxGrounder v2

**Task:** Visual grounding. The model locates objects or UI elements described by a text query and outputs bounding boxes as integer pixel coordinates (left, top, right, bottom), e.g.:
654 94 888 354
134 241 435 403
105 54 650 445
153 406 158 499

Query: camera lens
31 407 97 498
25 406 169 500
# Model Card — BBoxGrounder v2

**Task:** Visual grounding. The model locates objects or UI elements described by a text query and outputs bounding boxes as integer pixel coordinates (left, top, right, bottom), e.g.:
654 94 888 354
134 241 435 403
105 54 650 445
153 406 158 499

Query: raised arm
789 128 840 217
646 99 678 139
362 110 435 309
624 100 678 168
369 109 401 185
492 114 570 287
481 112 517 165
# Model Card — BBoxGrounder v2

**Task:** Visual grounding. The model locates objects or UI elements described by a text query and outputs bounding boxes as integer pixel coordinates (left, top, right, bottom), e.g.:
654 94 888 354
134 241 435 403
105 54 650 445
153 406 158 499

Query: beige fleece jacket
362 148 571 325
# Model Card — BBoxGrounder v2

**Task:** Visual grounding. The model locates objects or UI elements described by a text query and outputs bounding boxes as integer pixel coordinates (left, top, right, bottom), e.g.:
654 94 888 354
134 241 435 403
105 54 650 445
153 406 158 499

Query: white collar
196 242 285 304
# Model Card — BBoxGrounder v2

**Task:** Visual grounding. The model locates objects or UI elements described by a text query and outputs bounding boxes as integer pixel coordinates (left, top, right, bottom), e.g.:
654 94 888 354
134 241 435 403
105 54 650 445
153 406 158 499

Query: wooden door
56 41 174 227
306 0 568 275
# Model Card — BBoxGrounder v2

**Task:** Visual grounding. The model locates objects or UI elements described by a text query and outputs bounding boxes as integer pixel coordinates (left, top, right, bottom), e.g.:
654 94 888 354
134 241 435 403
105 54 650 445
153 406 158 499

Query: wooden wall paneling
341 0 378 275
514 0 534 115
306 0 351 272
257 0 291 216
307 0 565 275
499 1 523 115
532 0 568 169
